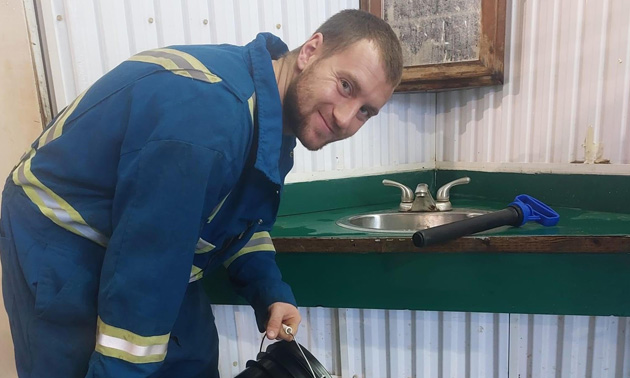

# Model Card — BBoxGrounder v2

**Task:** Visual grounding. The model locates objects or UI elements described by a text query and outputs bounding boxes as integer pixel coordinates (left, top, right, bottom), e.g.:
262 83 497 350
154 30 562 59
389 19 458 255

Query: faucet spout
411 183 438 212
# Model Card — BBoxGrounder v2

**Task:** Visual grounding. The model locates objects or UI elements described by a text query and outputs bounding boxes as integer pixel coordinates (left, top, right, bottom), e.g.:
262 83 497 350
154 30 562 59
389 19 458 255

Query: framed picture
360 0 506 92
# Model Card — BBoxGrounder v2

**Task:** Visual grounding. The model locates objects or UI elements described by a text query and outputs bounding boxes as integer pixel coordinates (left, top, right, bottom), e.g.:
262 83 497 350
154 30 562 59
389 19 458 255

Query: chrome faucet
435 177 471 211
382 179 414 211
411 183 438 212
382 177 471 212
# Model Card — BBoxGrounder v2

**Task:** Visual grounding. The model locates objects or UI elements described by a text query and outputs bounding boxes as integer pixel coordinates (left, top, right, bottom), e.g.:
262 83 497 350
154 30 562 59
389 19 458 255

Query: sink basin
336 209 488 234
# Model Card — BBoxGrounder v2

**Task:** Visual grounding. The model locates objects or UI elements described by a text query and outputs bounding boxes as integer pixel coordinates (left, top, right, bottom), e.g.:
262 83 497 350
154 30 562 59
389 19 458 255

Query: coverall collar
246 33 296 186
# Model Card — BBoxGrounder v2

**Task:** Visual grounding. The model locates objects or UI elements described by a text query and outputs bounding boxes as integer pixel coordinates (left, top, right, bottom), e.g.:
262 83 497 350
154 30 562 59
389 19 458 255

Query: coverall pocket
34 243 100 325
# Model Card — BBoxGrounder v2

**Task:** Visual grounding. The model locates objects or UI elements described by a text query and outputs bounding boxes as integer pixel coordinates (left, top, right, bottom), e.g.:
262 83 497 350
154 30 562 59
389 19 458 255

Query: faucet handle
435 177 470 211
382 179 414 211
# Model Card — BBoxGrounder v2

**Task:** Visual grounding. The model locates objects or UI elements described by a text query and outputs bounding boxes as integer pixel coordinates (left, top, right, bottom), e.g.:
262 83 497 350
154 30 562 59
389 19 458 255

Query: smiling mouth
318 111 334 134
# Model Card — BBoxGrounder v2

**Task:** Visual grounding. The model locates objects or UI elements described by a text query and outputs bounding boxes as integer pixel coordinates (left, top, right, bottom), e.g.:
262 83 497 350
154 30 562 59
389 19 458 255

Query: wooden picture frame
360 0 506 92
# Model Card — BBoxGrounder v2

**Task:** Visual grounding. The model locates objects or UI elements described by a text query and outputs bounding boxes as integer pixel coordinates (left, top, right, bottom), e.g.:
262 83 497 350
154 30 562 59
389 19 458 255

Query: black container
235 340 332 378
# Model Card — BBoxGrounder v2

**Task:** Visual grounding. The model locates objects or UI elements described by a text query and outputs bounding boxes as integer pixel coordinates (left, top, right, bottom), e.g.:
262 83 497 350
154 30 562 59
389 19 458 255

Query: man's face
284 39 394 151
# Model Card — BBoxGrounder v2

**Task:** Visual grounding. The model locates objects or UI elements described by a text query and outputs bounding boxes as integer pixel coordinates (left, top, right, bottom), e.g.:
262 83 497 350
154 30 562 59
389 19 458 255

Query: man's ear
296 32 324 71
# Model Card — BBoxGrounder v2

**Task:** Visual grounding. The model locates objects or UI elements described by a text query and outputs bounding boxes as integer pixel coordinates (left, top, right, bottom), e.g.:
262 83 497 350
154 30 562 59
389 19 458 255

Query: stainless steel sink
336 209 488 233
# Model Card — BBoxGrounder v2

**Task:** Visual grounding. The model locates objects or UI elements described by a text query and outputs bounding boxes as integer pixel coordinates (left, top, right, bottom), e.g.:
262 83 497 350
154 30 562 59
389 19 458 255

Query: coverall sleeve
223 228 297 332
86 140 230 377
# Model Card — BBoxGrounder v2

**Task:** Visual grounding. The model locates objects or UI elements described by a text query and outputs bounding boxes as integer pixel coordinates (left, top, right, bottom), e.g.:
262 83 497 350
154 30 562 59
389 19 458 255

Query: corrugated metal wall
213 306 509 378
437 0 630 167
34 1 630 377
214 305 630 378
509 314 630 378
37 0 435 182
39 0 630 176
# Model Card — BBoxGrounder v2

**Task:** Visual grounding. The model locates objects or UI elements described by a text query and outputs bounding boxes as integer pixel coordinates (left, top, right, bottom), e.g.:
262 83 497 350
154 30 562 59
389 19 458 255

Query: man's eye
341 80 351 94
359 107 369 116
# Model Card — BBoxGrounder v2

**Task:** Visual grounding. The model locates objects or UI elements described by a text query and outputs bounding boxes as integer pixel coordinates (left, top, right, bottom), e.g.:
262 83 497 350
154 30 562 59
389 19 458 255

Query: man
0 9 402 378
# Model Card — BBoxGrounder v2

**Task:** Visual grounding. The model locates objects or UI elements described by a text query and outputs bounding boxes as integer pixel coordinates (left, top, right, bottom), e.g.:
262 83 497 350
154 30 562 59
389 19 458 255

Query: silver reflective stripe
11 89 108 247
248 93 256 125
43 116 62 145
195 238 215 254
40 90 86 147
14 154 108 247
129 48 221 83
223 231 275 267
140 50 210 82
242 235 272 249
96 333 168 357
95 317 169 364
189 265 203 283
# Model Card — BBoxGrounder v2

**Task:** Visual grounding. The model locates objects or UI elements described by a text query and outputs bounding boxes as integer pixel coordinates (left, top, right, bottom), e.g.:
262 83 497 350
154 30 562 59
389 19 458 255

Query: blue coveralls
0 33 296 378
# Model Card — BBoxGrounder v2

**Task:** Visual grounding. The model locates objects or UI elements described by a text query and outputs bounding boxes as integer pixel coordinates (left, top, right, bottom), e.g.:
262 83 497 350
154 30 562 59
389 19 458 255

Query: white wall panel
36 0 630 175
38 0 433 181
213 306 511 378
509 314 630 378
437 0 630 168
214 306 628 378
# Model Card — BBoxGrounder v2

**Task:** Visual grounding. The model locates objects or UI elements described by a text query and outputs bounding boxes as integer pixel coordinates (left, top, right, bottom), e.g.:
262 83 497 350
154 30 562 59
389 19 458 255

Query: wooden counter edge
273 235 630 253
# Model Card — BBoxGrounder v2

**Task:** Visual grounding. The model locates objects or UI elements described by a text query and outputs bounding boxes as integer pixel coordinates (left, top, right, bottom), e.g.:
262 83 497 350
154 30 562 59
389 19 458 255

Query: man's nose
333 101 359 130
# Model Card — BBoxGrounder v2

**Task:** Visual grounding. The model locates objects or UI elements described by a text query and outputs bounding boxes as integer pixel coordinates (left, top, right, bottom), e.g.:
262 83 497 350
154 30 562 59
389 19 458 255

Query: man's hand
265 302 301 341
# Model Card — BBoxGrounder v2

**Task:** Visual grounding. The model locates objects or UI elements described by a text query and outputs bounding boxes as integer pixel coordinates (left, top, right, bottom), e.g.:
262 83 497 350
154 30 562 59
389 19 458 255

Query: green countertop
205 171 630 317
272 198 630 238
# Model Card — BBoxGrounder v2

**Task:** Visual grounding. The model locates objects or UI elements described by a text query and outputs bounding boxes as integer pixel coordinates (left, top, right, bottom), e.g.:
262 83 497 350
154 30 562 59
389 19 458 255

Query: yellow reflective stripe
189 265 204 283
195 238 215 254
248 93 256 125
11 149 34 184
237 243 275 255
223 244 275 267
33 90 85 151
207 192 230 224
128 55 198 82
128 54 181 71
95 317 169 364
12 149 108 247
155 48 221 83
95 344 166 364
129 48 221 84
223 231 275 267
51 91 86 141
11 89 107 246
97 317 170 346
38 90 87 147
249 231 271 241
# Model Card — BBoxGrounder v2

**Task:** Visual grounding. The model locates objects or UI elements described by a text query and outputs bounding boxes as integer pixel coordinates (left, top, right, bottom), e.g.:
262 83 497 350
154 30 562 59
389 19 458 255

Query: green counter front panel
204 251 630 317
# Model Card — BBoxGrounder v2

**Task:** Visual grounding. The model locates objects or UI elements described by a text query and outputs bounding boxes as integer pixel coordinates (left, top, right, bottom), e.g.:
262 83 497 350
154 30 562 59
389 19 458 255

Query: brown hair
309 9 403 86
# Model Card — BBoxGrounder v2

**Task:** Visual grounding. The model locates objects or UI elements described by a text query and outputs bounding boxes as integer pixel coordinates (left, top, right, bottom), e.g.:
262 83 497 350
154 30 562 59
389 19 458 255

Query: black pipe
412 205 524 247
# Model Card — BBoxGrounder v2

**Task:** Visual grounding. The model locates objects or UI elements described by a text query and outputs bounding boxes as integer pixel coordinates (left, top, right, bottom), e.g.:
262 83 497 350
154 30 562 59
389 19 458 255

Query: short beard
282 65 322 151
282 76 304 138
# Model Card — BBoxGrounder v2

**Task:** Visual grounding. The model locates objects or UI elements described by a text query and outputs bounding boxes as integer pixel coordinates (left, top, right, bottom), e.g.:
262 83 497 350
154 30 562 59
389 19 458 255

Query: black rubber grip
412 206 523 247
